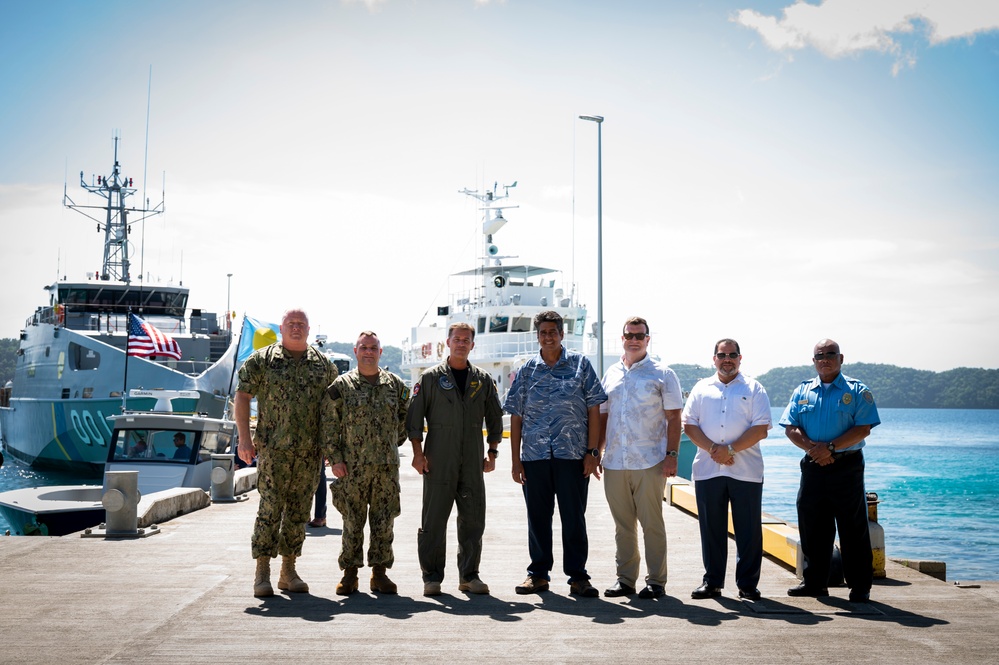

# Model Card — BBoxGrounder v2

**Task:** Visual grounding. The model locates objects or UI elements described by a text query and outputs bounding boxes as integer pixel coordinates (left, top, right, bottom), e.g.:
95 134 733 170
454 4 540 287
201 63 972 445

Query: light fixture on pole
226 273 233 334
578 114 604 378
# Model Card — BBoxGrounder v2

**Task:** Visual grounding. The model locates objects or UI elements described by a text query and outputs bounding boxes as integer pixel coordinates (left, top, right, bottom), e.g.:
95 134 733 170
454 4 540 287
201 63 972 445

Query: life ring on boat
437 342 445 358
421 343 431 358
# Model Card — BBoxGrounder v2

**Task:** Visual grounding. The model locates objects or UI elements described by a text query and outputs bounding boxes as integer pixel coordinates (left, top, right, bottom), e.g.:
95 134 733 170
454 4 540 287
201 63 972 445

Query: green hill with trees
659 361 999 410
1 338 996 408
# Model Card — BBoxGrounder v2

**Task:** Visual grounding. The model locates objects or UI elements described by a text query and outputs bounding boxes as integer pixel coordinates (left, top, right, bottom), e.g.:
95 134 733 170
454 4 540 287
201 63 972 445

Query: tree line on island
0 337 996 409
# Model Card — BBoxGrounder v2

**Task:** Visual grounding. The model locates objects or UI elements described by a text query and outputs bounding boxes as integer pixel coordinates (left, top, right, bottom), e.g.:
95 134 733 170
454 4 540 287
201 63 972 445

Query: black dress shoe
690 583 722 599
848 590 870 603
639 584 665 599
738 588 762 600
603 581 636 597
787 583 828 597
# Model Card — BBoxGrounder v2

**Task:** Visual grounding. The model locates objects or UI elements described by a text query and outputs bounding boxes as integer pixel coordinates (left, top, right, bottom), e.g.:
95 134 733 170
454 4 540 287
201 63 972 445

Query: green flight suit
405 359 504 584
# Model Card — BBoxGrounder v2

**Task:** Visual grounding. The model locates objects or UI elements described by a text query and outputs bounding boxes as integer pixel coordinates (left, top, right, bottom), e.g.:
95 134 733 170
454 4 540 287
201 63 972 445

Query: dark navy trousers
797 451 873 592
522 458 591 583
694 475 763 590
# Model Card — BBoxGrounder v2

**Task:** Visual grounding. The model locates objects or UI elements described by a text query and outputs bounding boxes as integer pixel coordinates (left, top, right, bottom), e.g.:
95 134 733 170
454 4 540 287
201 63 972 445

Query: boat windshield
111 427 233 463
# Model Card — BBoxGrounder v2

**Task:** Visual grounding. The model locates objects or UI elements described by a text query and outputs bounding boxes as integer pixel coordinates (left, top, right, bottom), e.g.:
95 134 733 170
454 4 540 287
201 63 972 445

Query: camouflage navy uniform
405 360 504 584
238 343 337 559
324 368 410 571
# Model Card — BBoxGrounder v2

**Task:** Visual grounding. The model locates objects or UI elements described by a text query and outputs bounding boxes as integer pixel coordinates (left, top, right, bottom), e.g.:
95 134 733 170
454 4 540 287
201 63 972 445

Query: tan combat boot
370 565 398 594
336 567 359 595
277 555 309 593
253 557 273 598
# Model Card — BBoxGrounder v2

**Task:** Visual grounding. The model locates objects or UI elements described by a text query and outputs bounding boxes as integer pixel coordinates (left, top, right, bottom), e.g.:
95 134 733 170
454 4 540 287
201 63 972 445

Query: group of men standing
236 308 880 603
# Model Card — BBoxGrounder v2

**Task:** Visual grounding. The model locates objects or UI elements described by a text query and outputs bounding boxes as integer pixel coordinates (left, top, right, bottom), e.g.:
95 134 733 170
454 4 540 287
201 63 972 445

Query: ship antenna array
63 134 165 284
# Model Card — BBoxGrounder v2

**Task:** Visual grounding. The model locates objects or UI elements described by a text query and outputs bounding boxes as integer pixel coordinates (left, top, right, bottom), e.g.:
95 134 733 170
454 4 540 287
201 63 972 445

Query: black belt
832 449 860 460
804 449 861 463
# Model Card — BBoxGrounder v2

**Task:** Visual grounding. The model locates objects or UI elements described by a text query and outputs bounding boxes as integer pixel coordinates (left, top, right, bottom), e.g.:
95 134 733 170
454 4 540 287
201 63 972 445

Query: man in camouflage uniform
406 322 504 597
325 331 410 596
236 308 338 598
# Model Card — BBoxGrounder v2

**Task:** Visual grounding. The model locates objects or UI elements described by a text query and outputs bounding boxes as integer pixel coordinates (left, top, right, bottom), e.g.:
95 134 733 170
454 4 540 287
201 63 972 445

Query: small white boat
0 391 241 536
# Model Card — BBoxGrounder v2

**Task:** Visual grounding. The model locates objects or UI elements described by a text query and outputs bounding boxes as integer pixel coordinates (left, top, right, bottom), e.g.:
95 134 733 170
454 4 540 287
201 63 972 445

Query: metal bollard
867 491 886 579
210 454 236 502
103 470 141 535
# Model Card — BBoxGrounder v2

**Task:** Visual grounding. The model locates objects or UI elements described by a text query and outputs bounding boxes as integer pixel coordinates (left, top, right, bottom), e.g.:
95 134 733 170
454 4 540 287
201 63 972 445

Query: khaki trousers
603 463 668 587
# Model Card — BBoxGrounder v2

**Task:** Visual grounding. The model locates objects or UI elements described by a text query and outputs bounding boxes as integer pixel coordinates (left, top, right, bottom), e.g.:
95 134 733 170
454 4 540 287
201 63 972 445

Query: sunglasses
623 332 648 341
715 352 740 359
813 351 840 361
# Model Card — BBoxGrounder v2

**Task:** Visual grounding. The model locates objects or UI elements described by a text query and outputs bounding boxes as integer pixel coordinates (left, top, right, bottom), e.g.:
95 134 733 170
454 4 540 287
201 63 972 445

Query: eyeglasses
715 352 740 359
284 321 308 329
623 332 647 341
813 351 840 361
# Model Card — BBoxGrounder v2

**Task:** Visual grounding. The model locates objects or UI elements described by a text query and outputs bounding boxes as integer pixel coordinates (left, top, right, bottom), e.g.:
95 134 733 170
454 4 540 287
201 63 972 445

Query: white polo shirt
682 372 772 483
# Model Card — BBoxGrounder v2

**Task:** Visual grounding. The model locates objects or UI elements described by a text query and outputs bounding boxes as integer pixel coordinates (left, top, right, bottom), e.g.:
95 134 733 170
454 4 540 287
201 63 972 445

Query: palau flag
236 315 282 363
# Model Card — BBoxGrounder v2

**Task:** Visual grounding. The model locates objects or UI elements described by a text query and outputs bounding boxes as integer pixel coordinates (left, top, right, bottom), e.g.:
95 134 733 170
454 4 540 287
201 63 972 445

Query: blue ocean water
3 408 998 580
761 407 999 582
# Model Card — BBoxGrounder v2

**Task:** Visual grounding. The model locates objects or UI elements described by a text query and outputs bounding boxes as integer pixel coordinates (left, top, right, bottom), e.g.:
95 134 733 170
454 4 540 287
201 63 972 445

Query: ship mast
459 181 518 268
63 135 164 283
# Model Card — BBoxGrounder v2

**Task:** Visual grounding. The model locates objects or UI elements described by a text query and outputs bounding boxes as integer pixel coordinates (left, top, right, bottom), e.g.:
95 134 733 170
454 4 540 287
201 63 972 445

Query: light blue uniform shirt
779 373 880 452
504 347 607 461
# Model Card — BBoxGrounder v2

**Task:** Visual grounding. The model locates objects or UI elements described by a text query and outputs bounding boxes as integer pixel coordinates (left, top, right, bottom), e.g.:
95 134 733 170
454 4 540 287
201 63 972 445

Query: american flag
127 313 182 360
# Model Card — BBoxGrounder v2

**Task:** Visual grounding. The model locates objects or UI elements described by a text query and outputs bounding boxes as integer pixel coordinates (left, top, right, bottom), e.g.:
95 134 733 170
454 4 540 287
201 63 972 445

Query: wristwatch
587 448 600 458
827 443 836 454
488 448 499 457
727 445 736 457
665 450 678 458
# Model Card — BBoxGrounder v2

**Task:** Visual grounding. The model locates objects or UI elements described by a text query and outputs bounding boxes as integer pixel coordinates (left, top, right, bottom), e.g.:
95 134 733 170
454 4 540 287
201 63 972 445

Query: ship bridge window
575 317 585 336
511 316 531 333
564 319 575 335
477 317 487 335
489 315 509 333
68 342 100 370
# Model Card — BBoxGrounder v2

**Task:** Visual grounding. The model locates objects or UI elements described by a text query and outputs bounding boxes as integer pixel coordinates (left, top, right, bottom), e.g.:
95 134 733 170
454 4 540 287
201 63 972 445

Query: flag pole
224 314 248 420
122 308 133 413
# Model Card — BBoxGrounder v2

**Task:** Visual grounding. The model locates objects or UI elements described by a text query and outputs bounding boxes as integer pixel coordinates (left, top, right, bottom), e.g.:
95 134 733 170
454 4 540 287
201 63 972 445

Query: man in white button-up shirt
598 316 683 599
682 338 772 601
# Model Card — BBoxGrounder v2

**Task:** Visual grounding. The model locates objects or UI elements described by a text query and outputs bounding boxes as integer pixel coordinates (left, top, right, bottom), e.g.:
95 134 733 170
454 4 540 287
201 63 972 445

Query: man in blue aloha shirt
504 310 607 598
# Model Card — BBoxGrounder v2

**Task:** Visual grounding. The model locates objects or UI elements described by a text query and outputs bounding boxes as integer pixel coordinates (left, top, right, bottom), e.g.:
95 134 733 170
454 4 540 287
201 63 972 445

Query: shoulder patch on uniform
863 390 874 403
412 383 421 396
402 386 411 401
327 384 341 401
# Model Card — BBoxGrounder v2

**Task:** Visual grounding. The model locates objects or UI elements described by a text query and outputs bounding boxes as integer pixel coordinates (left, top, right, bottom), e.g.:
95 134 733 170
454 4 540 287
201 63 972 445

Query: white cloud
734 0 999 73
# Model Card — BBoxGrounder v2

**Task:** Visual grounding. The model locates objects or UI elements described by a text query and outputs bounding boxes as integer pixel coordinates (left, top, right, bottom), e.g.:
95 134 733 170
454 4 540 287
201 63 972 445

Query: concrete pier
1 460 997 664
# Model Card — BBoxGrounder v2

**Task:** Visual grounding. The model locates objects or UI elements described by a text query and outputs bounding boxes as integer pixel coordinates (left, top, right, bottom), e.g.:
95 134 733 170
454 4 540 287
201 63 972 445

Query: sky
1 0 998 375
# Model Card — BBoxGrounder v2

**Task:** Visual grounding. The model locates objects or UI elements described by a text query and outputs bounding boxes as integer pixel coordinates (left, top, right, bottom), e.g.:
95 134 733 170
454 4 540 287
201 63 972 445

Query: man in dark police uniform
779 338 880 603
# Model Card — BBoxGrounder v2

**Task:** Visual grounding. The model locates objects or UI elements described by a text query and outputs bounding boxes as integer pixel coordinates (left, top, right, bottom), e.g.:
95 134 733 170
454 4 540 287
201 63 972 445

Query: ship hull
0 323 235 477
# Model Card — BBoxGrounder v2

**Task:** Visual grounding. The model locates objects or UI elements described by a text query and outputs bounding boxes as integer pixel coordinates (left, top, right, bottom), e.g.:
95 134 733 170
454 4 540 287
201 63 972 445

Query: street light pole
226 273 233 336
579 114 604 378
